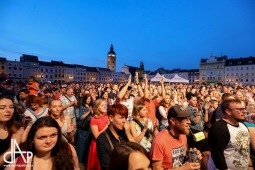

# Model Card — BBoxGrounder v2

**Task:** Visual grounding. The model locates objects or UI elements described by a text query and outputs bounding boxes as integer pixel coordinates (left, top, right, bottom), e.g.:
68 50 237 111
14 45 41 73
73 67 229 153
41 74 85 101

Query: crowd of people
1 74 255 170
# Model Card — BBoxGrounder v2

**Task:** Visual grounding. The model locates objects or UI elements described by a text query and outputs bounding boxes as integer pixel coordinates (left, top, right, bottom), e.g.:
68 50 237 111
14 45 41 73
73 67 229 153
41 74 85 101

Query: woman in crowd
76 94 93 168
130 104 158 152
48 99 74 143
100 90 110 108
6 116 79 170
157 94 172 131
23 95 48 126
186 92 210 169
0 96 29 169
109 142 152 170
97 103 135 170
87 98 109 170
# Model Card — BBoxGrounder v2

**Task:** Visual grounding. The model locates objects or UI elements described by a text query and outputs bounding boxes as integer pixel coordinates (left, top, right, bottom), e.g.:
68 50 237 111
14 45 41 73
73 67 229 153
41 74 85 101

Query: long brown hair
0 96 22 135
109 142 152 170
25 117 74 170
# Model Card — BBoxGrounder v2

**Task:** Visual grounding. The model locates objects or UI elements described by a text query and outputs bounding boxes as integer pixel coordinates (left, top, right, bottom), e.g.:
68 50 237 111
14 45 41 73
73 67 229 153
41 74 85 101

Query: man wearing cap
151 105 202 170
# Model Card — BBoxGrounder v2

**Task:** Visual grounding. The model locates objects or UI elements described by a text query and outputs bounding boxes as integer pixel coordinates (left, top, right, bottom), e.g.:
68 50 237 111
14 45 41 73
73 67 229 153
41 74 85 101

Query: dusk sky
0 0 254 72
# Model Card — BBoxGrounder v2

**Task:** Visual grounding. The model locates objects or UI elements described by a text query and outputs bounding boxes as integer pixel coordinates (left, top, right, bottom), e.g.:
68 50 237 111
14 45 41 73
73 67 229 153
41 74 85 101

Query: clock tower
107 44 116 72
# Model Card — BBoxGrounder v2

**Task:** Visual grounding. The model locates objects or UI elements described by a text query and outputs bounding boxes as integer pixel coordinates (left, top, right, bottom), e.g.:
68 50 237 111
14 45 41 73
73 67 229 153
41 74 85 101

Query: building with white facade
199 54 227 84
225 56 255 85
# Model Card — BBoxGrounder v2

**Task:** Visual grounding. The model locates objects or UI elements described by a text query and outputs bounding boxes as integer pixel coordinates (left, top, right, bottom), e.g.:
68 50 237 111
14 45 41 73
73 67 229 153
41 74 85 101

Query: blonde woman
130 104 158 152
87 99 109 170
48 99 74 143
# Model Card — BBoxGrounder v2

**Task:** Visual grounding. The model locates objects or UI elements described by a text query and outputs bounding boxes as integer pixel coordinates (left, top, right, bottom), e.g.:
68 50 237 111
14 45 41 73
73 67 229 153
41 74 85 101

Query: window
246 73 249 76
1 66 4 69
241 67 243 70
236 79 238 82
236 67 238 70
238 61 241 64
246 67 249 70
226 68 229 71
9 67 12 69
236 73 238 76
246 79 248 82
19 74 22 77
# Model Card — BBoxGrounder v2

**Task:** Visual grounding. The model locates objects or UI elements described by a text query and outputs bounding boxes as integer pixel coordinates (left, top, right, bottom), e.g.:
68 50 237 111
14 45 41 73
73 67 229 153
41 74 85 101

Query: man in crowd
208 99 252 170
60 87 78 125
151 105 202 169
108 83 118 105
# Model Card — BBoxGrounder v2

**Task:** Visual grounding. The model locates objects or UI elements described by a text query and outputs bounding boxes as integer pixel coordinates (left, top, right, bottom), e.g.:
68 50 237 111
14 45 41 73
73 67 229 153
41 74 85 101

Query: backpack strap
133 119 150 139
104 131 114 151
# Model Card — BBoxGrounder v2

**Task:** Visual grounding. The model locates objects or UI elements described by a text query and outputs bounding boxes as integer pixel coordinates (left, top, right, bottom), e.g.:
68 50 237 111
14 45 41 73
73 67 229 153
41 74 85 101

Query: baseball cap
167 105 192 120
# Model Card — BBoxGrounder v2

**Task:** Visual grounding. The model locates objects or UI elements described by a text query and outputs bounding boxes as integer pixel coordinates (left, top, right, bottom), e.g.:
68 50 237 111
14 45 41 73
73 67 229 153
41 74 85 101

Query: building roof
200 55 227 63
39 61 52 67
85 66 99 72
51 61 64 66
225 56 255 66
64 64 76 68
74 64 86 69
97 67 112 72
0 57 7 62
20 54 39 62
125 65 139 75
108 44 116 55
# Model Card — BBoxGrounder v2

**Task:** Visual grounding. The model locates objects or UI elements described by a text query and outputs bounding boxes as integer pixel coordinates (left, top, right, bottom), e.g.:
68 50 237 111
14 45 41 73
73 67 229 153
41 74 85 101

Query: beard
233 116 246 122
175 125 190 136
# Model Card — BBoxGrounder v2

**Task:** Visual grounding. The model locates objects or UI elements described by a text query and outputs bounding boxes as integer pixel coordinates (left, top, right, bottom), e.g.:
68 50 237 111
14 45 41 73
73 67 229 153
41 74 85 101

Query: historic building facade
199 54 227 84
107 44 116 72
225 56 255 85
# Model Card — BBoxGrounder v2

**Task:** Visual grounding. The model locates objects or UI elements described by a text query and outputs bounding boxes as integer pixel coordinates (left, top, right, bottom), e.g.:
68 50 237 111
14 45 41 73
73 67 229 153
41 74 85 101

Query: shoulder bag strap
64 95 72 102
104 131 114 151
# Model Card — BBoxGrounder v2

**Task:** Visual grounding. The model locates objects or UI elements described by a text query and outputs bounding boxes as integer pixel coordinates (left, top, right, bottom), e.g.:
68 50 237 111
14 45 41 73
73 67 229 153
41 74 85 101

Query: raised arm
157 75 165 103
117 75 131 99
144 74 149 99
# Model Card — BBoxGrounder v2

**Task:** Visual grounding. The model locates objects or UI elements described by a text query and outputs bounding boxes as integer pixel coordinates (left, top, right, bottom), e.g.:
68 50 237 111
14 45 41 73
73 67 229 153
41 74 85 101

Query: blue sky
0 0 254 72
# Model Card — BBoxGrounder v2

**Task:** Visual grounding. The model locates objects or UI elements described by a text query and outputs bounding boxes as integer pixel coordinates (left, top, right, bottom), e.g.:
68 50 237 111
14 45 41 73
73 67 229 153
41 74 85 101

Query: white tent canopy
150 73 171 82
169 74 189 83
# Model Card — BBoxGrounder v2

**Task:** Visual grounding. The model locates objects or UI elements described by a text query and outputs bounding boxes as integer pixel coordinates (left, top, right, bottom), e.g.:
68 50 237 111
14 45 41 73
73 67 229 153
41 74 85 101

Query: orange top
27 82 39 96
144 98 158 123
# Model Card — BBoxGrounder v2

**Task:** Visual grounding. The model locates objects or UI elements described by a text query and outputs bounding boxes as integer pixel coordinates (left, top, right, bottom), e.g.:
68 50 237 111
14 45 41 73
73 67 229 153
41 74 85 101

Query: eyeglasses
228 108 246 112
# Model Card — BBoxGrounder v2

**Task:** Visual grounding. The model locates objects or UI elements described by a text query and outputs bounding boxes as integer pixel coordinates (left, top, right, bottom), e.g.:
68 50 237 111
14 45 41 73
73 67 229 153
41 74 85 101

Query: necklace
168 129 179 140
